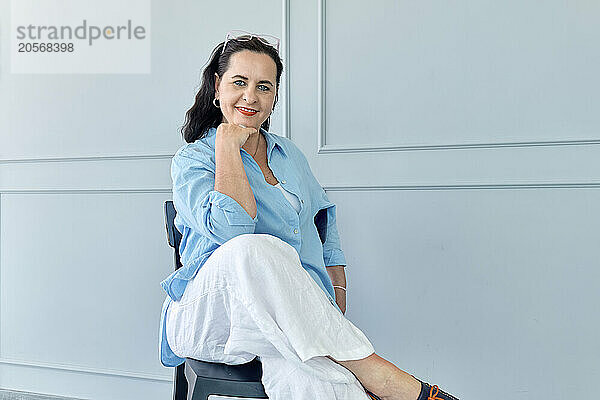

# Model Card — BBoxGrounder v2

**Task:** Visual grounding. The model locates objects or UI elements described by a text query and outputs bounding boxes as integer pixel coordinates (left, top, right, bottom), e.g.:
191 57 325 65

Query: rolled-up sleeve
320 199 348 267
171 148 257 245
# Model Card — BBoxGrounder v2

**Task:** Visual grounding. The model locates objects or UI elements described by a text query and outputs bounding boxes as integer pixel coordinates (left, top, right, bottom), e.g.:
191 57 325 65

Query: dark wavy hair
180 37 284 143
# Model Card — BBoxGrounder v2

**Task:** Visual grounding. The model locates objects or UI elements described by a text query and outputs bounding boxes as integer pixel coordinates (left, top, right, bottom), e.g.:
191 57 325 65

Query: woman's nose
243 87 258 103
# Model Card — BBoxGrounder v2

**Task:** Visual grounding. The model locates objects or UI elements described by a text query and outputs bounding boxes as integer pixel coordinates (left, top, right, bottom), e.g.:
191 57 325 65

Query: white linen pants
165 233 376 400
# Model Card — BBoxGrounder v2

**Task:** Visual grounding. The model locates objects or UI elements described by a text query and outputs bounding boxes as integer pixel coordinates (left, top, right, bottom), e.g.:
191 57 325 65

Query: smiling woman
161 30 460 400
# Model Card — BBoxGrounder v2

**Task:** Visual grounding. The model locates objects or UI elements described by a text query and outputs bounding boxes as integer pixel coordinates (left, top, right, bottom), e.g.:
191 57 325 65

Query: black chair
164 200 269 400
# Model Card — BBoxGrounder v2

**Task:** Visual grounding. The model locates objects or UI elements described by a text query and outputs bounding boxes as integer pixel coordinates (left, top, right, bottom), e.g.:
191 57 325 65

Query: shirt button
281 180 286 184
293 229 298 234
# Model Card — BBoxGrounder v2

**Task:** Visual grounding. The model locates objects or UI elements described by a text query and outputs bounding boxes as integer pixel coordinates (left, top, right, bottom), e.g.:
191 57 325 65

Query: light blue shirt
159 126 347 367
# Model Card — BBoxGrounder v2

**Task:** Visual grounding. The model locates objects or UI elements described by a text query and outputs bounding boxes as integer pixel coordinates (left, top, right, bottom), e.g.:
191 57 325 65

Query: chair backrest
164 200 184 271
163 200 188 400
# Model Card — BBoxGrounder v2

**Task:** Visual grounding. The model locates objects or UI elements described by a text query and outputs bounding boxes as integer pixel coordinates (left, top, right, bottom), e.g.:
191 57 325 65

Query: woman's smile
236 106 258 116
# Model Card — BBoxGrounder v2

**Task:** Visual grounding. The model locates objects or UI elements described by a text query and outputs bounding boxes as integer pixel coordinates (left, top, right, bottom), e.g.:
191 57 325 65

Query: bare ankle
329 353 422 400
380 370 422 400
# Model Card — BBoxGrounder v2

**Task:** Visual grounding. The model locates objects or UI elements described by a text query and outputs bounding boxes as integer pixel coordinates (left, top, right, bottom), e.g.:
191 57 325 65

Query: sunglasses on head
221 30 280 55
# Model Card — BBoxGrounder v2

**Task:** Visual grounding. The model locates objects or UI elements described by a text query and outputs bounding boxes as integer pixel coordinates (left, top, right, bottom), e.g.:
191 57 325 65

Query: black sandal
416 379 460 400
364 377 460 400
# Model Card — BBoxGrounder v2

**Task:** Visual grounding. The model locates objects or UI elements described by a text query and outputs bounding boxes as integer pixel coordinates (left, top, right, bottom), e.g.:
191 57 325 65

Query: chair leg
174 364 188 400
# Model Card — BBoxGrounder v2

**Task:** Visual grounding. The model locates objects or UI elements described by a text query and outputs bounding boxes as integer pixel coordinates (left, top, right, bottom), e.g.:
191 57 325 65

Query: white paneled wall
0 192 174 397
288 1 600 399
331 188 600 399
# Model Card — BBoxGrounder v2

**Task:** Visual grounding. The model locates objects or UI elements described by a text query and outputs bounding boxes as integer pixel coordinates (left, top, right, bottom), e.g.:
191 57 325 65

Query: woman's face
215 50 278 131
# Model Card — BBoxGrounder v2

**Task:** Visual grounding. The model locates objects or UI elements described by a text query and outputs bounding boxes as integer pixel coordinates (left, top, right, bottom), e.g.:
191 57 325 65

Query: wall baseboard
0 389 84 400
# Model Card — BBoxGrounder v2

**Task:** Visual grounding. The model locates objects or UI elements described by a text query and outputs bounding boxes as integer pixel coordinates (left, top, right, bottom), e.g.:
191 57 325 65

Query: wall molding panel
316 0 600 154
0 357 170 383
0 154 174 164
318 139 600 154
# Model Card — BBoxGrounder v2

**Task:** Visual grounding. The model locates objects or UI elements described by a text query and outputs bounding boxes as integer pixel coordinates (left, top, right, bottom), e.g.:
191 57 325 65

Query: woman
159 30 460 400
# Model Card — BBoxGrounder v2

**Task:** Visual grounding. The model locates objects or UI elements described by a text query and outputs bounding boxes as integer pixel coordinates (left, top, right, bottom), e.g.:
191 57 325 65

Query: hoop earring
213 98 220 108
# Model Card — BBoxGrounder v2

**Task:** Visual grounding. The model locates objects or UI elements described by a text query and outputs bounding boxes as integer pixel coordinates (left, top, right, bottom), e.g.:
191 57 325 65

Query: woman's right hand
216 122 258 149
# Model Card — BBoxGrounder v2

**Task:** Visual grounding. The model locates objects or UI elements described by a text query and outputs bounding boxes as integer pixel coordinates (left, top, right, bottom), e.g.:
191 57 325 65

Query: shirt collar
203 126 287 159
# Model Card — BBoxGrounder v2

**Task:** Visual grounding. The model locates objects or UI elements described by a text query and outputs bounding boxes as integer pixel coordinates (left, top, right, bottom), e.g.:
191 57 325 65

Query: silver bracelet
333 285 346 292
